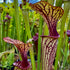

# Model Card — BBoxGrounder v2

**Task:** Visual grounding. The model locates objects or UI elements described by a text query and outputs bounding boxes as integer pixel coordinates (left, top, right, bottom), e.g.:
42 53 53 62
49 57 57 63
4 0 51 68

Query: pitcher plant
30 1 64 70
3 37 32 70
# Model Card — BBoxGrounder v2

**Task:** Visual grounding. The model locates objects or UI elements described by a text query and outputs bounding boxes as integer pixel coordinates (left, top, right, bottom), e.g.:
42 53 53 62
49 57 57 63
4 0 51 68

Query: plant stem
67 13 70 30
11 14 16 39
56 0 63 7
2 11 6 51
14 0 20 40
48 0 54 5
37 15 43 70
22 9 36 70
0 13 2 52
31 12 35 34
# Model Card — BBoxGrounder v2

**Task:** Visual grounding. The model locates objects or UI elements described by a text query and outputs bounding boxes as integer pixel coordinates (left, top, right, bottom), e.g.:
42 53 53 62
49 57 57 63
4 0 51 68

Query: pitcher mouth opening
13 61 30 70
41 35 60 39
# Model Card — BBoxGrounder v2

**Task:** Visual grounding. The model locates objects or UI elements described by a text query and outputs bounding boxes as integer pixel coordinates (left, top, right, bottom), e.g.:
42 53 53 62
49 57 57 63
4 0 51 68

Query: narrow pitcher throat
21 53 29 66
49 27 59 37
47 21 59 37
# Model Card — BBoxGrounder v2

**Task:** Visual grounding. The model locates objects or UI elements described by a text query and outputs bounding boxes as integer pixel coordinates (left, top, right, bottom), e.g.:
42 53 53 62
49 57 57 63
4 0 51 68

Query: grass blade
37 15 43 70
22 9 36 70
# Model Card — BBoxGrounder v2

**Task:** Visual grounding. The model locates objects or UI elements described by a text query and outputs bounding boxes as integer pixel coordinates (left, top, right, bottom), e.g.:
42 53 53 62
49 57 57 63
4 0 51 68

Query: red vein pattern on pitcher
30 1 64 36
3 37 32 70
41 36 58 70
30 1 64 70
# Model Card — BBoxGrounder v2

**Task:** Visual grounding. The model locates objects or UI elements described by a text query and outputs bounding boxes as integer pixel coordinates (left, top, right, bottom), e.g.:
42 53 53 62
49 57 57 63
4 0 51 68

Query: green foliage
7 53 14 67
1 53 14 68
0 0 70 70
54 2 70 70
1 56 7 68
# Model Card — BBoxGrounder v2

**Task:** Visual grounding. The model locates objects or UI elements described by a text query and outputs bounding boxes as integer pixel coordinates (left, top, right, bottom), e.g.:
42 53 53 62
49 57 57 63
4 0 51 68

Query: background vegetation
0 0 70 70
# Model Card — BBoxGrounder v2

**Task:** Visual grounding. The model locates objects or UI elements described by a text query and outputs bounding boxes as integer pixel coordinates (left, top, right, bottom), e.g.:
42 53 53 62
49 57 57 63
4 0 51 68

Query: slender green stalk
22 18 27 43
22 9 31 38
22 9 36 70
11 14 16 39
0 13 2 52
19 14 22 41
21 18 25 42
43 23 49 35
6 20 10 37
55 0 63 7
37 16 43 70
23 29 27 43
31 12 35 34
2 11 6 52
14 0 22 60
67 15 70 30
54 2 70 70
14 0 20 40
48 0 54 5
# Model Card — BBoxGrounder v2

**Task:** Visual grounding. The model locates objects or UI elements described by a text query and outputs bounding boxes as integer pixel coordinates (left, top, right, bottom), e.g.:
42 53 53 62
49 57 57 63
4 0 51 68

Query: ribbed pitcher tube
41 35 59 70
